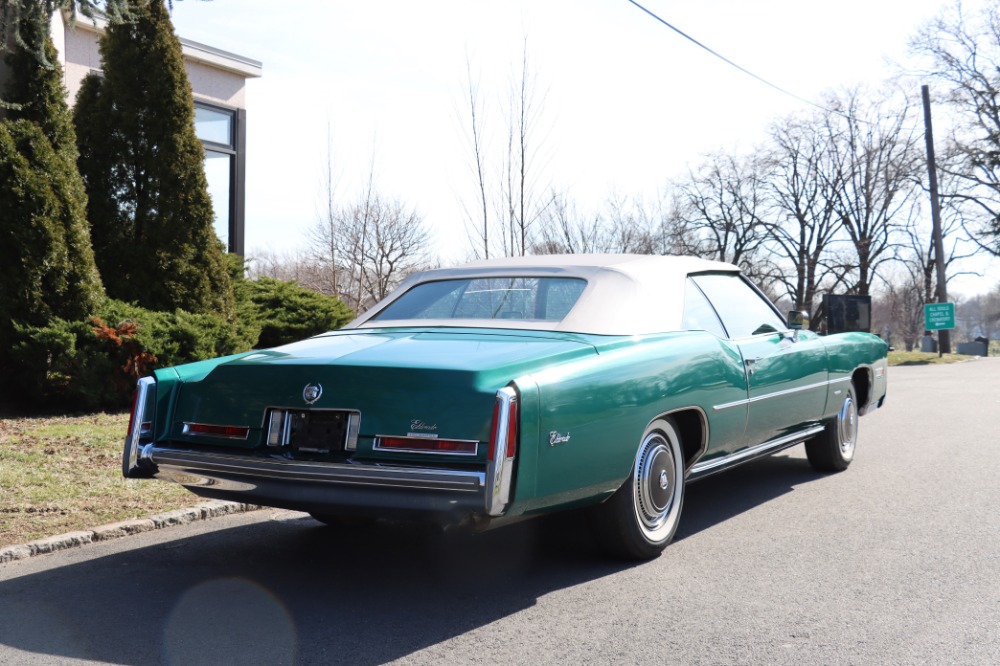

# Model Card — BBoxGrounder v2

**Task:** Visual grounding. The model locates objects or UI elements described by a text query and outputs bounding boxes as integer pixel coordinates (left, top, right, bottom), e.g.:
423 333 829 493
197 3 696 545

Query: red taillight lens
506 399 518 459
488 391 518 461
127 386 140 439
488 401 501 460
182 422 250 440
376 436 478 455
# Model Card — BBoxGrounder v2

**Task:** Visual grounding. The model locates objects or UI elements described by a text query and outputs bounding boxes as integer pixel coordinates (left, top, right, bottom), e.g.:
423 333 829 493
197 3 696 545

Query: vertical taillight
505 399 518 459
486 386 518 516
488 391 518 461
123 376 155 478
488 401 502 460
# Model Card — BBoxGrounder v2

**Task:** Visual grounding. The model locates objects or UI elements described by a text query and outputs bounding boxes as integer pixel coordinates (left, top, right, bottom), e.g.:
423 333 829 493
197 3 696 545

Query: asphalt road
1 359 998 666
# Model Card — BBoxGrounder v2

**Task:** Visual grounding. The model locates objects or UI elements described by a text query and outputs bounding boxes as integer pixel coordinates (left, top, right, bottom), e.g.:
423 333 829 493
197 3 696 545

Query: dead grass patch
0 413 193 547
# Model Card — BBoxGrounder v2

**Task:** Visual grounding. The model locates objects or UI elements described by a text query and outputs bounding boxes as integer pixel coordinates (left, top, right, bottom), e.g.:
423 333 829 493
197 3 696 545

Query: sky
168 0 998 296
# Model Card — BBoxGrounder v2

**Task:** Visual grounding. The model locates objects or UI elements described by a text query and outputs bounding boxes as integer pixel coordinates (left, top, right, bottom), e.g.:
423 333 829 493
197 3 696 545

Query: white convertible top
348 254 740 336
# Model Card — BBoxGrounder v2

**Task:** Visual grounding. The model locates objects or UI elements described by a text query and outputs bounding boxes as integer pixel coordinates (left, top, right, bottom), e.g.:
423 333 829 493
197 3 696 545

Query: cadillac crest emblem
302 383 323 405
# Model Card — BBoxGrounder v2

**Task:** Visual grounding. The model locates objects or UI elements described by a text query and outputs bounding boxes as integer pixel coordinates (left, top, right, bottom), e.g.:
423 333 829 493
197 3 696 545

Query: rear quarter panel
507 331 748 515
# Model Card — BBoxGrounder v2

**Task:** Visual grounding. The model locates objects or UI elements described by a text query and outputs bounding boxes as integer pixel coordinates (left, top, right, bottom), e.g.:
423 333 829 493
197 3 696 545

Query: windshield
371 277 587 322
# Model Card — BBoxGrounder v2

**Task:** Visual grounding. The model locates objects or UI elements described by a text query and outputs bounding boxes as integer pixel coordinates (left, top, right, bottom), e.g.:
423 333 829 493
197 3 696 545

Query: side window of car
691 273 786 339
682 279 727 337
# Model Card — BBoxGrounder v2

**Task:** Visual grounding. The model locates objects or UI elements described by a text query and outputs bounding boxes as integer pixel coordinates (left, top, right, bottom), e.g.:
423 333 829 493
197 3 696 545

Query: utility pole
922 84 950 354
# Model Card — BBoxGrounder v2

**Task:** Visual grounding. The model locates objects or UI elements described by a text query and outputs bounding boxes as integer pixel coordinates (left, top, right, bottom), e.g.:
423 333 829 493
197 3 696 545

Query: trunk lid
166 328 597 458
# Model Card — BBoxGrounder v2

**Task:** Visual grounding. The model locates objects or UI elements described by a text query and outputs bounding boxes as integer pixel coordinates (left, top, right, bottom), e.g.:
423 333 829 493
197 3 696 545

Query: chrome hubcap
635 434 677 530
838 395 857 458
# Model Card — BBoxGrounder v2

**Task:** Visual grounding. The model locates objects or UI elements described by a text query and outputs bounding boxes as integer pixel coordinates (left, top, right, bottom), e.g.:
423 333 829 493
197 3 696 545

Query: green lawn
888 350 978 366
0 413 193 547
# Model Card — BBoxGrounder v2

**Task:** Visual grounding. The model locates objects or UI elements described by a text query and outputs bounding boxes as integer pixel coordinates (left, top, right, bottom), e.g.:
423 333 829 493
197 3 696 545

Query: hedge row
3 278 355 413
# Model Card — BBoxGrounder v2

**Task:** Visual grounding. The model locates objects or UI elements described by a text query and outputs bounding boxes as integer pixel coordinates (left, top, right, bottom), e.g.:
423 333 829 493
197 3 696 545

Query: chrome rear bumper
134 444 491 519
142 445 484 492
123 379 519 522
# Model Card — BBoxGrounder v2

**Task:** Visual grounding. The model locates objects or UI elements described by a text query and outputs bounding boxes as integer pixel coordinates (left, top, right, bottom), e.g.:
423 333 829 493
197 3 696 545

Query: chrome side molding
688 425 825 481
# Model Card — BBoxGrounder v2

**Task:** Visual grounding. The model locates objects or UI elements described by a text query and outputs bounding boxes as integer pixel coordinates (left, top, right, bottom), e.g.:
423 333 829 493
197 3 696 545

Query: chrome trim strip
486 387 517 516
712 397 750 411
688 425 825 480
266 409 285 447
141 446 485 493
713 376 850 411
373 435 480 457
346 413 361 451
123 377 155 477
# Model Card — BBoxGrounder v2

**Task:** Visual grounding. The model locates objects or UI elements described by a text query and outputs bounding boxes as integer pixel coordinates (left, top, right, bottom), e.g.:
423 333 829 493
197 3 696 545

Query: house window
203 150 231 248
194 102 245 255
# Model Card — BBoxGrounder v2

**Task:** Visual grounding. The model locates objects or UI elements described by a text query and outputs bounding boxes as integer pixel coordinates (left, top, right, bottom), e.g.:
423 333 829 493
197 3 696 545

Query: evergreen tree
0 0 130 77
75 0 235 318
0 120 102 343
73 74 124 283
4 13 77 155
0 14 103 369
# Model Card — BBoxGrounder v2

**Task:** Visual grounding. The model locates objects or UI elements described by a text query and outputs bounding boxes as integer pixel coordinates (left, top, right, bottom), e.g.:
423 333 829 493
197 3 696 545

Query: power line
624 0 838 115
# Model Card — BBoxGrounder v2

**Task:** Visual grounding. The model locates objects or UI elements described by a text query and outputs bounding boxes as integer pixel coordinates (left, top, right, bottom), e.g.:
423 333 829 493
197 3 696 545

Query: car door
691 273 829 450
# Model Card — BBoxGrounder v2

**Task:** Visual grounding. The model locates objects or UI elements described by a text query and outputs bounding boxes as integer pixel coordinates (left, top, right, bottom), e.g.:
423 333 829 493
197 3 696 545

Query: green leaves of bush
10 300 245 411
5 278 355 413
236 277 354 348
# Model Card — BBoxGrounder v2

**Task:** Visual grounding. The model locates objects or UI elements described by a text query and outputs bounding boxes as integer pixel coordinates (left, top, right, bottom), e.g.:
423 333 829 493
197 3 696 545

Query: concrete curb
0 501 260 565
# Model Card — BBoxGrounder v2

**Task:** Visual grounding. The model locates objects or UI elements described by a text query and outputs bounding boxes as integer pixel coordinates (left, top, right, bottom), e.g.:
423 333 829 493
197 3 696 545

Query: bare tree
247 247 329 291
307 121 342 297
956 287 1000 342
909 1 1000 255
531 189 693 257
672 151 774 277
902 163 982 295
876 270 928 350
459 39 551 258
821 87 923 295
507 43 550 255
298 139 431 312
765 114 844 319
532 190 606 254
332 189 429 311
459 55 491 259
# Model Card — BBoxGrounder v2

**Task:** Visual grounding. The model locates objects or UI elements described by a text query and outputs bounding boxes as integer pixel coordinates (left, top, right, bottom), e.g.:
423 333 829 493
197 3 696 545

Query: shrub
9 299 253 412
236 277 355 348
4 266 355 412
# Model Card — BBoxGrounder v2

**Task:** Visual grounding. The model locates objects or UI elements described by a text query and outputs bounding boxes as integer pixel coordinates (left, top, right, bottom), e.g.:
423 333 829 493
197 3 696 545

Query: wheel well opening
669 409 705 470
851 369 871 408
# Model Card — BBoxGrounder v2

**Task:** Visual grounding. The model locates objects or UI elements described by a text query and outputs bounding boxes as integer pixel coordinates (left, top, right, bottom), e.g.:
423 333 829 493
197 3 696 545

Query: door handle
744 357 760 376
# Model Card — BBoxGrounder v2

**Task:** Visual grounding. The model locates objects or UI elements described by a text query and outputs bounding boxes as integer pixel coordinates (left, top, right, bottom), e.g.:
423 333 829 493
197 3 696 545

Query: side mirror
786 310 807 331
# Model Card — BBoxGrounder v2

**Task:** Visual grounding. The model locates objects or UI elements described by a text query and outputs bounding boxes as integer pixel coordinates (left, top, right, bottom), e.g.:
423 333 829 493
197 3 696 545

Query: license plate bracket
287 410 350 453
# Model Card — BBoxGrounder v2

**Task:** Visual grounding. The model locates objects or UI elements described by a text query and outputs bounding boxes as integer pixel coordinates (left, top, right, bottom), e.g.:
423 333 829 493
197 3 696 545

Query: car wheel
589 418 685 560
806 383 858 472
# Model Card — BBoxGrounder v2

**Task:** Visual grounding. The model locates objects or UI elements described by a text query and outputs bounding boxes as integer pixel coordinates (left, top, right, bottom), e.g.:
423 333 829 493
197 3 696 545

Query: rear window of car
371 277 588 322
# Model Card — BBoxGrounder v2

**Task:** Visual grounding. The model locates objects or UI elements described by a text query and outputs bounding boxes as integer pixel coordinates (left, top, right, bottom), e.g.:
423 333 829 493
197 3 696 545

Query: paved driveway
1 359 998 665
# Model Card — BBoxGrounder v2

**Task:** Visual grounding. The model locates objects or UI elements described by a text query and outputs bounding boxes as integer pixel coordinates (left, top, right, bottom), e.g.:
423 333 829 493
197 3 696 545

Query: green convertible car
123 254 888 559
